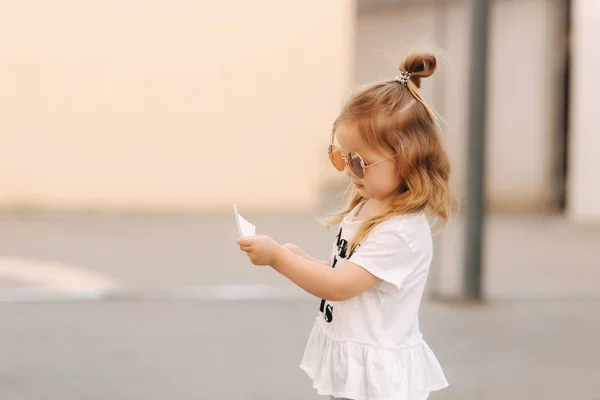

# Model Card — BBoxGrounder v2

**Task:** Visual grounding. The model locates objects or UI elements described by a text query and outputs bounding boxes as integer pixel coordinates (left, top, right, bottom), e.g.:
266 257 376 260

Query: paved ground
1 298 599 400
0 210 599 399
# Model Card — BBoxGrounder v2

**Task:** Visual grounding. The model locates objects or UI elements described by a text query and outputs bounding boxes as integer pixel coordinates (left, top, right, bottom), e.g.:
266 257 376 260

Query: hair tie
394 70 411 87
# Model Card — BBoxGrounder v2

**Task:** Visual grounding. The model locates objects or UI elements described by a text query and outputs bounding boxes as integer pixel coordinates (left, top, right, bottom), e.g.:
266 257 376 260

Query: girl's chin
356 187 370 197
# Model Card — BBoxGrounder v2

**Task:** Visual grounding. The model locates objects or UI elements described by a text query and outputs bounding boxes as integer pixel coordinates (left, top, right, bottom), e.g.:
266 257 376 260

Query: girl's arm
271 248 380 301
237 235 379 301
282 243 329 265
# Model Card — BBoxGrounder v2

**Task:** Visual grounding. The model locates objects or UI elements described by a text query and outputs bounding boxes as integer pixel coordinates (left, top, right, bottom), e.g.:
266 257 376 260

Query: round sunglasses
327 144 397 179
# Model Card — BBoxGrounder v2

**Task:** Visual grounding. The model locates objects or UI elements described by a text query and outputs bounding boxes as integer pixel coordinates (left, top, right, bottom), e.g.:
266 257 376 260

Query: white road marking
0 257 311 302
0 256 119 296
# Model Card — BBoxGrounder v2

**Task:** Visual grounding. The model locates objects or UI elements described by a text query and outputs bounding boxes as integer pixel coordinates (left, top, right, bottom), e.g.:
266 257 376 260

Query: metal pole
463 0 490 300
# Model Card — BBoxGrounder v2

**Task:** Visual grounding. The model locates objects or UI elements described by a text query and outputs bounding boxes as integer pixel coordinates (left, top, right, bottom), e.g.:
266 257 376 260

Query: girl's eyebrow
334 135 372 155
335 141 362 154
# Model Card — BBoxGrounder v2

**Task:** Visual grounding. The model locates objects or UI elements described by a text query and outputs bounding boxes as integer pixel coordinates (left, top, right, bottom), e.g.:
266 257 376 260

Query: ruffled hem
299 319 449 400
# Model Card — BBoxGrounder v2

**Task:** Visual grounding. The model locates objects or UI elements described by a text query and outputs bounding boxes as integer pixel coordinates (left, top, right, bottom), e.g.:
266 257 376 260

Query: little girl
238 53 451 400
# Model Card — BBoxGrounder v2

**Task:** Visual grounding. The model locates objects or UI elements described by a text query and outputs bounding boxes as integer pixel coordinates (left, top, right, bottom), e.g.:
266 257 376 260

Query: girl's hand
237 235 283 266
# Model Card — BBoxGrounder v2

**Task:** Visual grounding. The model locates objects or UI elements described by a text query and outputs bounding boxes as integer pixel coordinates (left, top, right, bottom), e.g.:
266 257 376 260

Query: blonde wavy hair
324 53 452 251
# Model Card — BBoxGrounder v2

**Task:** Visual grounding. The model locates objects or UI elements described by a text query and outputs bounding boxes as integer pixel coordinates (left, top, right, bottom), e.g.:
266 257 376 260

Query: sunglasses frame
327 144 397 179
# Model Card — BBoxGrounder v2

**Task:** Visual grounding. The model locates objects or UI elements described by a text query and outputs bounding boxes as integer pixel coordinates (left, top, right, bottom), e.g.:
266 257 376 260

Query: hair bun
399 53 437 89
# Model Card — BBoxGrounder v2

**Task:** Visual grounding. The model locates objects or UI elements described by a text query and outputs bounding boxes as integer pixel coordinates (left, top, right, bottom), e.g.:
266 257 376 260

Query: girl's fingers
237 237 253 247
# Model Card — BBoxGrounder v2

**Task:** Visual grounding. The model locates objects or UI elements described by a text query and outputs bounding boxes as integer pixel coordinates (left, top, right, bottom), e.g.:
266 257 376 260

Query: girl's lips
354 182 364 188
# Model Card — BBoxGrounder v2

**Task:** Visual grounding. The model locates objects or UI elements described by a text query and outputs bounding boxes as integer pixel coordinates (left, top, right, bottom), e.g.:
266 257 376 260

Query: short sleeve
348 227 415 293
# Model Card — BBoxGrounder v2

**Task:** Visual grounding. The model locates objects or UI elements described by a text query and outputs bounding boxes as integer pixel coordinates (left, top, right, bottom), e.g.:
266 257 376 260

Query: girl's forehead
335 122 382 156
334 123 364 149
334 123 394 161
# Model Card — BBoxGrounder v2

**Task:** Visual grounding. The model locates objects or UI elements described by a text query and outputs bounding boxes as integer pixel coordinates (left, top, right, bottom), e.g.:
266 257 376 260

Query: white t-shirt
299 203 449 400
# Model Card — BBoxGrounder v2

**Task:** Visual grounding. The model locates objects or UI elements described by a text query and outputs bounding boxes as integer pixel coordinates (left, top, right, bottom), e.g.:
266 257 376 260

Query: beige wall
568 0 600 221
0 0 355 212
1 0 593 218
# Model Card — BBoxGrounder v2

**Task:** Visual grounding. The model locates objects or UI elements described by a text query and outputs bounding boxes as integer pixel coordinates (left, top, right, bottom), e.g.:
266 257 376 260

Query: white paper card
233 204 256 237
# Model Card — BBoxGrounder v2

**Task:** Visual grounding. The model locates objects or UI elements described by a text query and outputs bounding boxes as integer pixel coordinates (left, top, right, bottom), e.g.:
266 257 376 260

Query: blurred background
1 0 599 399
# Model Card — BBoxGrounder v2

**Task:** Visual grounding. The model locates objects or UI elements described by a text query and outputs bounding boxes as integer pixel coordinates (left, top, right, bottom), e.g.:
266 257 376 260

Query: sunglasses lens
349 152 365 178
328 145 345 171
